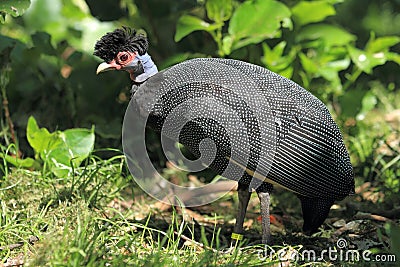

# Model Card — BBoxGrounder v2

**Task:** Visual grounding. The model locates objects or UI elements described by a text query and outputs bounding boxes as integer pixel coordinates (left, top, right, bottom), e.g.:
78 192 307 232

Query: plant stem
343 67 363 92
1 64 20 157
209 27 225 57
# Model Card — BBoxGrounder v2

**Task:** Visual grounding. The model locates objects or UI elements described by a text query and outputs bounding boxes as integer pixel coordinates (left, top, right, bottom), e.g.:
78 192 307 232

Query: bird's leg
257 191 271 244
230 183 251 248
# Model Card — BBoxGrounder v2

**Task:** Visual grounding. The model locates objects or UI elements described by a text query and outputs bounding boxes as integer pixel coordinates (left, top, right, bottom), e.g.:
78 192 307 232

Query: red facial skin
108 51 138 80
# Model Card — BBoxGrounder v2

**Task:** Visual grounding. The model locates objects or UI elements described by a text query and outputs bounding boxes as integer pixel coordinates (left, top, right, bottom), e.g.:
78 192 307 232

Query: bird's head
94 27 158 83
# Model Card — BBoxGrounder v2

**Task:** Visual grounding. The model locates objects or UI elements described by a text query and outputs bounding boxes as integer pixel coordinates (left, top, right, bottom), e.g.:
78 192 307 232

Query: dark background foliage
1 0 399 197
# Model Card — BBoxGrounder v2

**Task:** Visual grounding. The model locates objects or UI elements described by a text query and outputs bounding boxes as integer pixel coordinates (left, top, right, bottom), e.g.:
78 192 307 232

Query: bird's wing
141 58 353 198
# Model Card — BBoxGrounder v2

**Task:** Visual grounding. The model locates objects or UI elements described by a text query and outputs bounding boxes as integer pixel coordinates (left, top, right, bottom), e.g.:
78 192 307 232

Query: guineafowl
94 27 354 244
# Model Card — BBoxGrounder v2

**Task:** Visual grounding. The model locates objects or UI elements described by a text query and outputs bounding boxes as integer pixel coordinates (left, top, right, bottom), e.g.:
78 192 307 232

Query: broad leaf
47 127 95 177
27 116 61 157
26 116 95 177
228 0 291 49
297 24 355 47
291 1 336 26
48 128 95 167
175 15 222 42
206 0 232 23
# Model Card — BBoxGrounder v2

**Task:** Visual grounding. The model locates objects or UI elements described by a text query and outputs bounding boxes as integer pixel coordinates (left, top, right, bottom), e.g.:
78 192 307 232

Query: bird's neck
132 53 158 83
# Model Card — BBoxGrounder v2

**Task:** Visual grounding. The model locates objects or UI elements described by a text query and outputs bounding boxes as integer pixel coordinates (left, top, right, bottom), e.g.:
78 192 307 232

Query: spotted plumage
94 27 355 242
134 58 354 198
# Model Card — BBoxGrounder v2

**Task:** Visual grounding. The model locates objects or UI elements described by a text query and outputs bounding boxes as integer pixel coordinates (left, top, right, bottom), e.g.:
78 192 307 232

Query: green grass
1 124 399 266
0 161 274 266
0 154 315 266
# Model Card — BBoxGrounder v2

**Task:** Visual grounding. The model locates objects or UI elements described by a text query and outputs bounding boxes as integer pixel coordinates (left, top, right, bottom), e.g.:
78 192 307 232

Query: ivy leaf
175 15 222 42
206 0 232 23
291 1 336 26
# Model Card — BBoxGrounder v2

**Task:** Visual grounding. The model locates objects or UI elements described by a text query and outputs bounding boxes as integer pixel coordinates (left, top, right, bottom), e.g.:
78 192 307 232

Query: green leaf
48 127 95 168
357 91 377 120
299 53 318 75
61 0 88 20
386 52 400 65
325 58 351 71
338 88 365 118
0 12 5 23
222 35 233 55
0 35 24 55
31 31 56 55
366 35 400 53
0 0 30 22
26 116 95 176
27 116 60 157
291 1 336 26
231 36 269 51
347 45 386 74
297 24 356 47
261 42 295 74
0 153 40 169
277 66 293 79
175 15 222 42
206 0 232 23
228 0 292 49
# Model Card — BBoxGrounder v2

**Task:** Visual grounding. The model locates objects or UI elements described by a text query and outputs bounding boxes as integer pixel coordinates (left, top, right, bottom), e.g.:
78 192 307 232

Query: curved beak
96 62 116 74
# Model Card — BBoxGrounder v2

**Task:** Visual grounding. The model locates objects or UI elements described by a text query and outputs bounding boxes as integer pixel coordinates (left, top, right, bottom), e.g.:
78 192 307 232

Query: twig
353 212 393 222
154 180 237 211
173 230 219 253
1 58 21 157
0 236 39 251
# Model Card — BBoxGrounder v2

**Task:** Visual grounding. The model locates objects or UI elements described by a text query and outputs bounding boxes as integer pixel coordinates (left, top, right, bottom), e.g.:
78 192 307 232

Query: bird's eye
119 54 129 62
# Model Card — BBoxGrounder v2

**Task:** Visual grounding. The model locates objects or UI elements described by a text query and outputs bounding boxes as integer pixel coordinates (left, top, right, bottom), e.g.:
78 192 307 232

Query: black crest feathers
93 27 149 62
